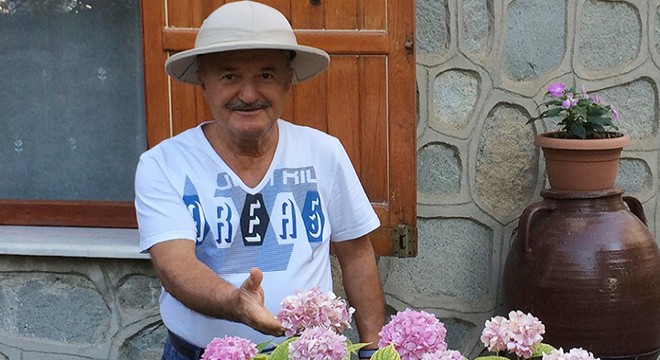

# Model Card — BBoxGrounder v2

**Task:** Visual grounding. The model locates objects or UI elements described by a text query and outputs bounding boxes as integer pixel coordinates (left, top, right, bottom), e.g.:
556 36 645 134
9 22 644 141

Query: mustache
226 100 271 111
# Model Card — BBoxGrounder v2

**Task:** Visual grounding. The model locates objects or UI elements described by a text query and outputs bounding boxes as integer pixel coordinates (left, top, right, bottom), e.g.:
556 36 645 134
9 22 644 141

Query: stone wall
378 0 660 356
0 256 163 359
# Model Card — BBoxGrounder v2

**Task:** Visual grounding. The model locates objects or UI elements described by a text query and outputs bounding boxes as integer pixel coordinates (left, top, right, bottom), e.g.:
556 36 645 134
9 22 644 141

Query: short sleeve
134 153 197 253
325 139 380 242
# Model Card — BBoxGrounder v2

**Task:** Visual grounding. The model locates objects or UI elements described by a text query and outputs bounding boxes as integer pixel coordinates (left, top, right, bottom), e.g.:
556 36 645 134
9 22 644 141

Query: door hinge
392 223 417 258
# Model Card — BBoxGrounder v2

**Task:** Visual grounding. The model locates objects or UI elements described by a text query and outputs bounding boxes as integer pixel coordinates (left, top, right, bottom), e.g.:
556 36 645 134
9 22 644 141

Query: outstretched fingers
237 267 285 337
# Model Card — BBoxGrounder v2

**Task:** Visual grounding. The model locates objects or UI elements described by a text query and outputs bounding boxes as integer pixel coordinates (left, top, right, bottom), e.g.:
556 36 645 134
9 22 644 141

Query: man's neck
203 122 279 188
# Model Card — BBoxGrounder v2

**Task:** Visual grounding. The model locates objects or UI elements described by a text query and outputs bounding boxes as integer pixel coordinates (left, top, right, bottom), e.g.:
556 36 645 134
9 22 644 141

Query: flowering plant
376 309 448 360
277 286 355 337
527 82 621 139
201 287 368 360
201 292 601 360
371 310 600 360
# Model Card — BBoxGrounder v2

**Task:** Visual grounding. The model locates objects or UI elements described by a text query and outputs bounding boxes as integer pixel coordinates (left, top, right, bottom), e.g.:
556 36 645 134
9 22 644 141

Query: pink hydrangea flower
506 311 545 358
277 287 355 336
420 350 465 360
288 326 348 360
548 82 567 97
543 348 599 360
480 315 510 353
564 348 599 360
378 309 448 360
201 336 258 360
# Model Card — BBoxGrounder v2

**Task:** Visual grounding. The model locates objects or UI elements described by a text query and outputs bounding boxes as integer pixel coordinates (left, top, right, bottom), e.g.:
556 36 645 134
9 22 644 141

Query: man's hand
232 267 286 337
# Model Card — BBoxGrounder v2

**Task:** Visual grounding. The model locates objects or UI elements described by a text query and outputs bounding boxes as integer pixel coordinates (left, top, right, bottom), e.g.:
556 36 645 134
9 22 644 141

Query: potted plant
527 82 629 191
509 84 660 360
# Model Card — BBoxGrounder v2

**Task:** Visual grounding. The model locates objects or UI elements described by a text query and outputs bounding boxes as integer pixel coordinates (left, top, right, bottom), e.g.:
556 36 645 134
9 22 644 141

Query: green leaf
587 108 607 116
256 340 273 352
252 355 269 360
539 108 563 118
541 99 563 107
588 116 613 127
572 106 588 120
531 343 556 357
370 344 401 360
577 98 594 107
347 342 372 353
267 337 297 360
473 356 511 360
569 122 587 139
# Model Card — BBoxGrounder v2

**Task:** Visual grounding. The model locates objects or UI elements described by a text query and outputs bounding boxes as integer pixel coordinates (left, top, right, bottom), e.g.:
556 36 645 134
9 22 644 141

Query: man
135 1 385 359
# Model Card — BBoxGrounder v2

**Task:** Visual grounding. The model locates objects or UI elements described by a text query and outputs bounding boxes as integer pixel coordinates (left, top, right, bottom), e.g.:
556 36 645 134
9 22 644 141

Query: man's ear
197 74 206 91
285 69 294 91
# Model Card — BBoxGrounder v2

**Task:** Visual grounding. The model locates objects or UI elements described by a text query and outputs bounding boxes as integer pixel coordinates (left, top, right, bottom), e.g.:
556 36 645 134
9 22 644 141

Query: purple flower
547 83 567 97
421 350 465 360
506 311 545 359
561 93 578 109
278 287 355 336
581 85 590 100
289 327 348 360
480 315 509 353
201 336 258 360
378 309 448 360
611 105 619 121
542 348 599 360
591 95 602 104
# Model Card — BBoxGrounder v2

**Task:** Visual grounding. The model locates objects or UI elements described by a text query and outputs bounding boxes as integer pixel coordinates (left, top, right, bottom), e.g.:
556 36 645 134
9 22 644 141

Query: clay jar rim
534 132 631 150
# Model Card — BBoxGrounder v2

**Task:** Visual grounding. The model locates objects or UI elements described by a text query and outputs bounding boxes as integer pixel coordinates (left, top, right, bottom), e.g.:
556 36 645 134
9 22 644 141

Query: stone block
383 217 493 304
592 80 657 141
505 0 565 80
418 142 461 196
0 272 110 344
119 322 166 360
475 103 537 221
431 69 480 132
461 0 491 57
577 1 640 71
416 0 449 57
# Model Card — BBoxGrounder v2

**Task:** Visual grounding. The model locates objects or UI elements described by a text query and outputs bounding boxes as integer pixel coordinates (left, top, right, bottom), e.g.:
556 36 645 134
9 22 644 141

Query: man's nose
237 80 259 103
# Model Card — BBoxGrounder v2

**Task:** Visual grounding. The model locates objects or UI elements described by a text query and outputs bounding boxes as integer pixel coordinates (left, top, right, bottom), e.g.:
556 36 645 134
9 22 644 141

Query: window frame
0 2 148 229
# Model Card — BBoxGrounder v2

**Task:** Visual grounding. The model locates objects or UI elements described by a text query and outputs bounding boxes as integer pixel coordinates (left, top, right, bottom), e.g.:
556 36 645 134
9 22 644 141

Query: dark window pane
0 0 147 201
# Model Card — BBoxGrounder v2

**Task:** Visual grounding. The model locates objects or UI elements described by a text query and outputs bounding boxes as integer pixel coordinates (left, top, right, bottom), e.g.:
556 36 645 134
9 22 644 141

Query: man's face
197 49 293 142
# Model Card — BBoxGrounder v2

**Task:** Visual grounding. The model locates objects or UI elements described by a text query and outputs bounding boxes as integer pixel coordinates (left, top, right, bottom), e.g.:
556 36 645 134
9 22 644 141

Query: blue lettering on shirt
190 167 324 274
182 176 210 243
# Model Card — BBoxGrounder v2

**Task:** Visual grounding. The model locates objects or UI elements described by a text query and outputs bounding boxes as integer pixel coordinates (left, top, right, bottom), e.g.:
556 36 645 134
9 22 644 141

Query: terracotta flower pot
535 132 630 191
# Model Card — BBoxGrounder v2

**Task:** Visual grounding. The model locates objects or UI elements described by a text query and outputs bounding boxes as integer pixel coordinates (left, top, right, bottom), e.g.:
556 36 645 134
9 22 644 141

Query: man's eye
261 73 274 79
222 74 235 80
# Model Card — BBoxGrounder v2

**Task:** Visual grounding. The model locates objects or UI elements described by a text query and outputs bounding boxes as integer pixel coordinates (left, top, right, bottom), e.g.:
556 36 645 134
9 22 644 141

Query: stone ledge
0 226 149 259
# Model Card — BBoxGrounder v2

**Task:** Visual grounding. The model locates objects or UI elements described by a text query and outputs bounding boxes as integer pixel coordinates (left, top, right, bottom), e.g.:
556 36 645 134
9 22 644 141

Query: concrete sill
0 226 149 259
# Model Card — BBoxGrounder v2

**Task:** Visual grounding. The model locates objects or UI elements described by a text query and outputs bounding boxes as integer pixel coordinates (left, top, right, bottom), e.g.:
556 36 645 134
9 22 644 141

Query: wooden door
141 0 417 256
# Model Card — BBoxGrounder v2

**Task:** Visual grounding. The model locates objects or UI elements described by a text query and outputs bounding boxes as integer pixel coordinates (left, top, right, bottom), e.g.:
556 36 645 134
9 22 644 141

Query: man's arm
333 234 385 349
148 239 285 337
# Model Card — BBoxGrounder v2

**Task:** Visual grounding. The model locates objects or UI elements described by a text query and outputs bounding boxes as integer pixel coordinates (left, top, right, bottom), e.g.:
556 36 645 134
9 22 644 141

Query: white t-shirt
135 119 380 347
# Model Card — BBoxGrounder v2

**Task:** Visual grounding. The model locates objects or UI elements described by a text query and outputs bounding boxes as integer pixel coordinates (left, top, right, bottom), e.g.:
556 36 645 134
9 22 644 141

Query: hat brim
165 41 330 85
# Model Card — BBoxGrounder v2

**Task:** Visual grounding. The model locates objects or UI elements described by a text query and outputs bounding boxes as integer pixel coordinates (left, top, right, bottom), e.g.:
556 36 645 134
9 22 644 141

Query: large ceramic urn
504 188 660 360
